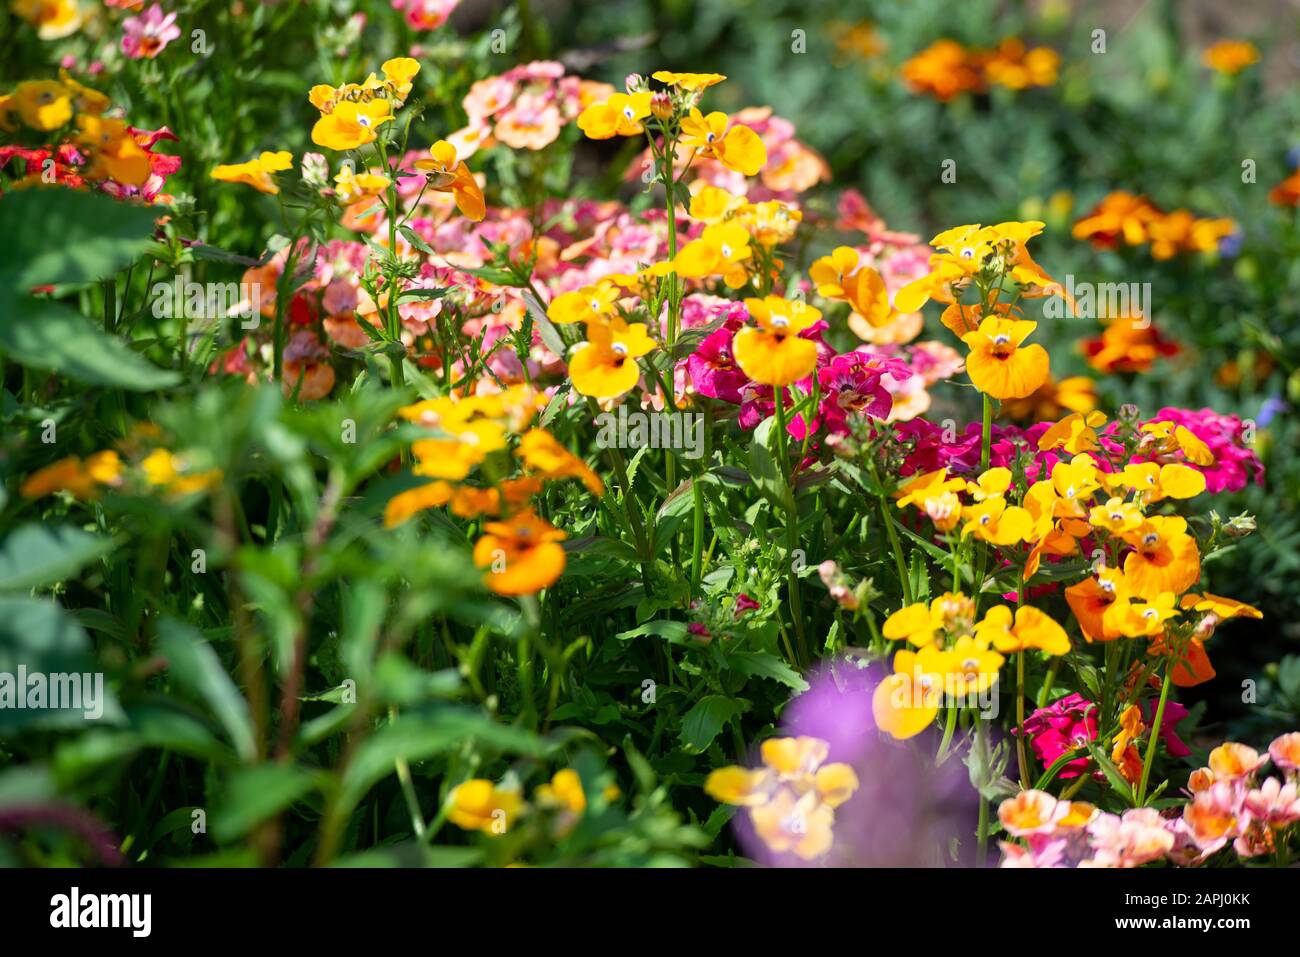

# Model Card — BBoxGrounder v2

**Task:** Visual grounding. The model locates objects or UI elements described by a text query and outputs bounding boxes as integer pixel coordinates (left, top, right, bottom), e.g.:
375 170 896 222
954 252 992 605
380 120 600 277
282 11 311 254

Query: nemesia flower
12 0 85 40
1207 742 1268 781
210 151 293 195
391 0 460 31
311 99 394 151
577 92 652 138
962 316 1050 400
679 108 767 177
568 317 656 398
121 5 180 60
732 296 821 387
447 779 524 833
999 790 1068 837
472 509 567 595
1269 732 1300 773
413 139 486 221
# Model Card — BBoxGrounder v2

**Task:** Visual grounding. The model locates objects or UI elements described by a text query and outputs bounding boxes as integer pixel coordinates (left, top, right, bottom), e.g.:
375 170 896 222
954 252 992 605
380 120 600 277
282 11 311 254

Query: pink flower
391 0 460 31
121 5 181 60
734 594 761 617
1243 776 1300 826
1018 693 1098 779
1086 808 1174 867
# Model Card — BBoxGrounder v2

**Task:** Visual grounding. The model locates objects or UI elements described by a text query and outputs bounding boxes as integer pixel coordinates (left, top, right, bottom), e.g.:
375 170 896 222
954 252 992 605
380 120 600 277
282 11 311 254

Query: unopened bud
1224 513 1256 538
625 73 647 94
650 91 673 120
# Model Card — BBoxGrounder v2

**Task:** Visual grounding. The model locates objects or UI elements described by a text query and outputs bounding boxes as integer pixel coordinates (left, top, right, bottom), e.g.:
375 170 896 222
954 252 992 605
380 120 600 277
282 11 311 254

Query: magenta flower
683 315 748 404
121 5 181 60
1019 693 1099 779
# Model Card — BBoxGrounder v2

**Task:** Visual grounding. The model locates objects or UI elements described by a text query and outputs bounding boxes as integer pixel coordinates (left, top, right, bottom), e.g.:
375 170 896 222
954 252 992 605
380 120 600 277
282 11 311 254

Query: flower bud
650 91 673 120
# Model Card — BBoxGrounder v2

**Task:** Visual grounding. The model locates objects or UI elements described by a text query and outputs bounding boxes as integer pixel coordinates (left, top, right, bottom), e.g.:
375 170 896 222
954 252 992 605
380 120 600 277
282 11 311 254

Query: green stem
772 387 809 667
1136 666 1173 806
1016 651 1030 789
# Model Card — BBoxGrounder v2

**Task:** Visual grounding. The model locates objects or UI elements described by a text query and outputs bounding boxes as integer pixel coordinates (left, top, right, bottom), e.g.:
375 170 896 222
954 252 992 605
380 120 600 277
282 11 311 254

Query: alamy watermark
151 277 261 329
0 667 105 720
1043 275 1151 327
594 406 705 459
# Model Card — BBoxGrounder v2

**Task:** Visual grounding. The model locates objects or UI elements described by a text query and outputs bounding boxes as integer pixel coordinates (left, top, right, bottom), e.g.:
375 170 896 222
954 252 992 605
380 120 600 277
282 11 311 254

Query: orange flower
516 427 604 496
733 296 821 386
20 450 122 500
1121 516 1200 598
472 510 567 595
384 480 454 528
961 316 1050 400
1064 567 1130 642
414 140 486 222
1203 40 1259 75
1072 191 1163 249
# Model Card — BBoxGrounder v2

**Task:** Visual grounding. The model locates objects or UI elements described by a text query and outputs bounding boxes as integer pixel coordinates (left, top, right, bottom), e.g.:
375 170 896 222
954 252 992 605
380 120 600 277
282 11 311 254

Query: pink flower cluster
452 61 613 155
1018 693 1189 781
1000 734 1300 867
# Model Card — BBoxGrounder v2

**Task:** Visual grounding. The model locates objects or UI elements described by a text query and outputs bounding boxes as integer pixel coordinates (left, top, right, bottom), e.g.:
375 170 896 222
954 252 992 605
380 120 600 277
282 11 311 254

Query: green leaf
680 695 747 752
0 188 160 288
338 707 549 815
726 651 809 691
613 620 691 645
749 416 791 511
158 619 257 762
1088 744 1135 806
211 764 320 841
0 596 122 731
0 295 179 390
0 524 117 591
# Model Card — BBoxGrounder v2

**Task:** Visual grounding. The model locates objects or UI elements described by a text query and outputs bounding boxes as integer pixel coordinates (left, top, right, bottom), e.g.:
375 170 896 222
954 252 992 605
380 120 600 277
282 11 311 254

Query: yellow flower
472 509 567 596
1103 591 1180 638
380 56 420 101
546 281 620 325
750 787 835 859
332 166 391 204
942 634 1005 696
58 69 108 115
674 222 752 287
576 92 652 138
311 99 393 151
872 651 943 740
705 766 772 806
413 139 486 222
679 108 766 176
998 790 1066 836
962 316 1050 400
447 779 524 834
688 184 742 222
975 605 1070 656
75 115 152 185
961 496 1033 545
13 79 72 131
12 0 83 41
1088 496 1145 535
733 296 821 386
652 70 727 91
568 317 656 398
1037 410 1108 455
211 151 294 195
809 246 860 298
1113 461 1206 503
